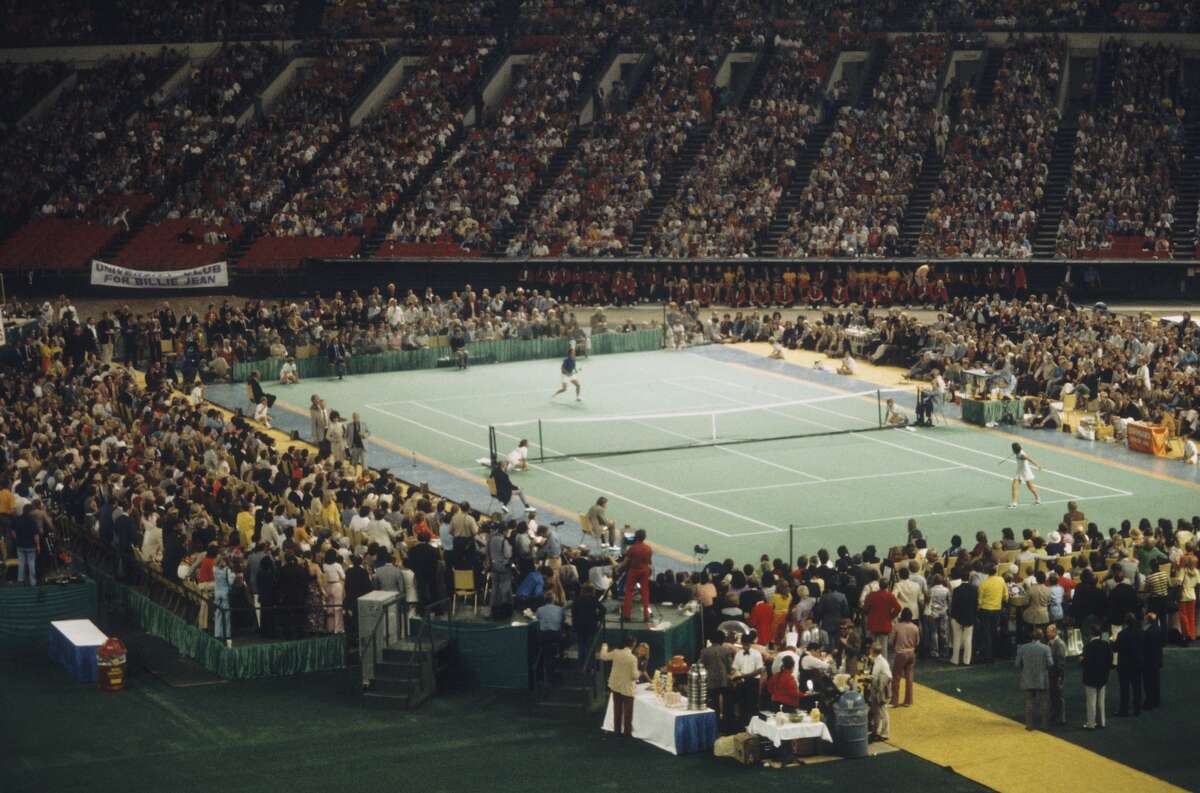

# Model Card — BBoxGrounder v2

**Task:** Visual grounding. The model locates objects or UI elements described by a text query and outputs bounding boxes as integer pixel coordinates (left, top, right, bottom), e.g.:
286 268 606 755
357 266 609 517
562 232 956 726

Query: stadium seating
113 220 243 270
0 219 120 272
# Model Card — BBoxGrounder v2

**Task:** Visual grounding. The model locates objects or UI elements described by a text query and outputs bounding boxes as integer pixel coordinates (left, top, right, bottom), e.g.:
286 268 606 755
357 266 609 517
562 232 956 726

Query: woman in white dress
322 549 346 634
1002 442 1042 508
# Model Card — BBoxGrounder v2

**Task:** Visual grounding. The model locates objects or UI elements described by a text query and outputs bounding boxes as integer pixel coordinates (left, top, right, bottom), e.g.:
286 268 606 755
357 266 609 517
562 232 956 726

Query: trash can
97 638 127 692
832 689 869 758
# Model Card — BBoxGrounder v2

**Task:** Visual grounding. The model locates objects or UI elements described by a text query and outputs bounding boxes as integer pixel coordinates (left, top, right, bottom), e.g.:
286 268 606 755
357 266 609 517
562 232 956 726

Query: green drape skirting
232 329 664 382
0 578 98 649
412 617 534 690
90 569 345 679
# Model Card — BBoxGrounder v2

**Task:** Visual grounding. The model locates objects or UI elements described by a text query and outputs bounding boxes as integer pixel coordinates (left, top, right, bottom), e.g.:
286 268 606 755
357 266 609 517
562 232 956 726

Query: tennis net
488 388 905 462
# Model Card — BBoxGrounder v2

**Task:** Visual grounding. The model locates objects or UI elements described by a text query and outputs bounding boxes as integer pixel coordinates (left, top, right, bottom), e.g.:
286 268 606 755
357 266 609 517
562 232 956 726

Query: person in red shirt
864 584 902 656
619 530 653 622
768 655 802 711
749 598 775 646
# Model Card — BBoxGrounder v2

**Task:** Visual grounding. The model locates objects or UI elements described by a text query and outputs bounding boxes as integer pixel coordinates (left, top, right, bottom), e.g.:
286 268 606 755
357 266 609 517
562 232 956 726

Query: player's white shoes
1007 502 1018 509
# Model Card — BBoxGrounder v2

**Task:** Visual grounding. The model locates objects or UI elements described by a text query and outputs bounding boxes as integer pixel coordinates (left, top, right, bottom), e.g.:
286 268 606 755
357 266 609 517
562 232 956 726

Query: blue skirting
674 710 719 754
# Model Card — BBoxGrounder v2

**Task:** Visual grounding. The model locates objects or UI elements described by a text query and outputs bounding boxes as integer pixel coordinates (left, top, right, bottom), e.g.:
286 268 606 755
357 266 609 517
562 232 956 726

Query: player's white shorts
561 372 580 386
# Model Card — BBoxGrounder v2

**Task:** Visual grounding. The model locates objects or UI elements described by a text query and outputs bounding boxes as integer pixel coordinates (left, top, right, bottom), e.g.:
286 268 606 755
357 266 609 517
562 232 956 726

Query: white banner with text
90 260 229 289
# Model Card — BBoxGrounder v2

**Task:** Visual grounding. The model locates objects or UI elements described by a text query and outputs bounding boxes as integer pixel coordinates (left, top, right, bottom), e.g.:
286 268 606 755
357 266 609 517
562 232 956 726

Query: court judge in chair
585 496 617 547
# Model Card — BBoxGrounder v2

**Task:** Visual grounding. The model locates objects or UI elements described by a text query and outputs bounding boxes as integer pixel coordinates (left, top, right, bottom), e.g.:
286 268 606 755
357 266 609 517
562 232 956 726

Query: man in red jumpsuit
620 529 653 622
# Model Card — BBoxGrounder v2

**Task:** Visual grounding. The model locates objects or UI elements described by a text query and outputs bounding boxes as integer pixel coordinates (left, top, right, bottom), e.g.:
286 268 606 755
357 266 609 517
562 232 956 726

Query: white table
747 715 833 747
602 683 718 755
843 327 877 357
48 619 108 683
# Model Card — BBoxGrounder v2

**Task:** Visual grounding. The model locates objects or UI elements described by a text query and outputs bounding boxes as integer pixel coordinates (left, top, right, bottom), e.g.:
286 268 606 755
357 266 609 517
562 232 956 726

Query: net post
710 413 717 444
788 524 794 570
877 389 882 428
488 426 497 467
538 419 544 463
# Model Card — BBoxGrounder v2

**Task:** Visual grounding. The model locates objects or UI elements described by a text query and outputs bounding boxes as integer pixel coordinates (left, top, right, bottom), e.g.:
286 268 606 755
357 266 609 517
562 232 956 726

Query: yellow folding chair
452 568 478 616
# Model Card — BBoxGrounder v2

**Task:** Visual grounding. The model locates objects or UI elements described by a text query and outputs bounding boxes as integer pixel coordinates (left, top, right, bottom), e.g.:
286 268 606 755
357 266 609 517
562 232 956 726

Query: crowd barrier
230 328 664 382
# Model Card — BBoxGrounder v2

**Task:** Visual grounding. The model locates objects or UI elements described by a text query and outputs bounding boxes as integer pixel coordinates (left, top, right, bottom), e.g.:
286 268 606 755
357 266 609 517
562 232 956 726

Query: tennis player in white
508 439 530 471
1001 441 1041 508
552 350 582 401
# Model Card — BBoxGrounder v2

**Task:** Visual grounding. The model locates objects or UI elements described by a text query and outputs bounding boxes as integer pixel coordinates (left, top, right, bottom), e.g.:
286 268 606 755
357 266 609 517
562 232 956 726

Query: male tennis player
553 350 582 401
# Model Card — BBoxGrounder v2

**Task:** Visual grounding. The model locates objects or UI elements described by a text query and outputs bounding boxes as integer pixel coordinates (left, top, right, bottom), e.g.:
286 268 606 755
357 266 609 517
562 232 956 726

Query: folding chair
452 568 478 616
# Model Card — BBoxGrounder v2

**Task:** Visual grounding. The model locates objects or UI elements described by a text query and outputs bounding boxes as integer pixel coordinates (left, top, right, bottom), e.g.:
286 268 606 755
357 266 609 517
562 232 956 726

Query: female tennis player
1000 442 1041 508
552 350 582 401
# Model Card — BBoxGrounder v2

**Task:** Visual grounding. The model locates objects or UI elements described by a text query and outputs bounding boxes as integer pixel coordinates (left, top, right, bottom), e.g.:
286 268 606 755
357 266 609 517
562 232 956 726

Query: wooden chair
485 477 500 512
1061 392 1078 412
1069 519 1086 535
452 568 478 615
1 538 19 581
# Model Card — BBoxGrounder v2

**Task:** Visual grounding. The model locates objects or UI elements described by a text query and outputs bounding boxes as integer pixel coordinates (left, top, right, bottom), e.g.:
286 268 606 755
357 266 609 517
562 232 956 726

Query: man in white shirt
348 506 372 546
732 635 765 727
279 357 300 384
364 508 397 550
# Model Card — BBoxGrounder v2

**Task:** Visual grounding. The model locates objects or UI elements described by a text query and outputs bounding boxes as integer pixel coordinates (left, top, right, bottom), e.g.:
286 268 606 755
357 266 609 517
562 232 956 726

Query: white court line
364 403 738 538
687 373 1086 500
682 466 963 497
729 493 1133 537
365 377 682 409
629 399 826 482
408 400 788 535
691 364 1134 498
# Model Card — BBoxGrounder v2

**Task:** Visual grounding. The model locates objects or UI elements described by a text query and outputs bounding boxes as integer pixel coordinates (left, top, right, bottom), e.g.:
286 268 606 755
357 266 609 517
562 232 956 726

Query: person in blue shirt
516 566 545 610
534 596 566 680
552 351 581 401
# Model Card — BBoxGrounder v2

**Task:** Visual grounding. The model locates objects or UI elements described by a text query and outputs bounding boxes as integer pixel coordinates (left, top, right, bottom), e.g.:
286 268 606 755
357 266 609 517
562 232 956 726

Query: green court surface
270 348 1198 564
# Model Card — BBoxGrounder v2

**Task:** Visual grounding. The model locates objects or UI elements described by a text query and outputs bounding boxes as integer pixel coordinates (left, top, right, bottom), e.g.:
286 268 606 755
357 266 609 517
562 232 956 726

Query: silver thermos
687 662 708 710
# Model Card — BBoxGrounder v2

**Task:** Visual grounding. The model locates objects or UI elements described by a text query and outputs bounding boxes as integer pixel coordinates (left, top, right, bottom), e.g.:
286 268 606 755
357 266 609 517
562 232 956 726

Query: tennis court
248 346 1200 565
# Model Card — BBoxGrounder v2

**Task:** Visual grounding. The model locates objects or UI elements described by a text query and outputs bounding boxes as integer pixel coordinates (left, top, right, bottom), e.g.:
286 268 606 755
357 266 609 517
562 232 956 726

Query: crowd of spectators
0 0 95 47
387 36 599 251
156 40 386 232
513 27 724 257
184 42 281 118
3 52 184 225
1056 41 1184 258
915 0 1200 32
283 37 497 245
643 39 832 258
918 37 1062 259
323 0 499 41
776 36 946 258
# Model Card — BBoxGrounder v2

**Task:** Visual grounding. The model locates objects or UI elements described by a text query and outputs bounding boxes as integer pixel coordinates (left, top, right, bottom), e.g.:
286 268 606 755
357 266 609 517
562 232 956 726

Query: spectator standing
949 576 978 665
11 504 40 586
1142 611 1165 711
1016 628 1054 731
1080 624 1112 730
1046 624 1067 725
600 635 639 737
1115 613 1144 718
977 564 1009 662
891 609 920 707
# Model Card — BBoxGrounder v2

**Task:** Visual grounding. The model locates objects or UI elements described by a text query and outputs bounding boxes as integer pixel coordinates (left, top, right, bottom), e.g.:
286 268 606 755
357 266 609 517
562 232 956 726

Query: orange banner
1126 422 1167 456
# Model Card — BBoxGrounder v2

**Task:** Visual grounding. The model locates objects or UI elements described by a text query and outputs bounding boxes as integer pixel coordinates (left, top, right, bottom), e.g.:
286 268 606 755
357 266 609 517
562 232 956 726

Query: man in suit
1142 610 1165 710
949 577 978 665
1016 628 1054 730
346 413 370 471
815 581 852 641
490 460 528 514
248 370 275 407
1046 623 1068 725
600 635 640 737
700 632 737 733
1115 613 1144 717
1080 624 1112 729
406 531 441 609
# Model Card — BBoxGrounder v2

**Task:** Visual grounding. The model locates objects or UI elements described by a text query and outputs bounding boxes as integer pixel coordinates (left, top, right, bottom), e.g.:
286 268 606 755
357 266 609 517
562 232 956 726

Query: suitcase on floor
733 732 760 765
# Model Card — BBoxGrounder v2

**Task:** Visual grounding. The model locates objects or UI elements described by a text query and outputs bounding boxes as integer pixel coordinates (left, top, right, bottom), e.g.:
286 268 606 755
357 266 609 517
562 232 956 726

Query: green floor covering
915 644 1200 790
3 644 986 793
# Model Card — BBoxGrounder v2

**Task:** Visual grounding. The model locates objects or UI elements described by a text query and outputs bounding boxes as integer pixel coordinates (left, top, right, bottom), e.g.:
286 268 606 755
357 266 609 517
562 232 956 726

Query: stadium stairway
897 143 944 256
756 119 834 257
975 46 1003 105
626 121 714 253
1172 122 1200 258
362 636 452 710
1031 121 1078 258
490 126 586 256
854 40 889 108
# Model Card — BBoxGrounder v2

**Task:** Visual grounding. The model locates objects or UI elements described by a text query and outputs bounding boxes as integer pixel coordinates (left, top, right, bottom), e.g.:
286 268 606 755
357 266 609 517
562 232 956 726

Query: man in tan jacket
600 635 640 736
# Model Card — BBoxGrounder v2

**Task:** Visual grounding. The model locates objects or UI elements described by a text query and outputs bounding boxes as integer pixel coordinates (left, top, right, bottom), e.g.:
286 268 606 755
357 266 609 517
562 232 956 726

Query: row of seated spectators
776 36 946 258
110 0 298 44
1 52 182 228
182 42 282 118
322 0 499 40
916 0 1200 31
385 35 601 252
918 37 1062 259
512 26 725 257
1056 41 1184 259
156 40 386 235
644 36 834 258
303 36 498 252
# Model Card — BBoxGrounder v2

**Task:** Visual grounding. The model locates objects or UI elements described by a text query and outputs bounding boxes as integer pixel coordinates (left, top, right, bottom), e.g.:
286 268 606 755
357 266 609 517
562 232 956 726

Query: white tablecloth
602 684 716 755
50 620 107 647
747 715 832 747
